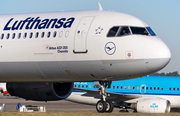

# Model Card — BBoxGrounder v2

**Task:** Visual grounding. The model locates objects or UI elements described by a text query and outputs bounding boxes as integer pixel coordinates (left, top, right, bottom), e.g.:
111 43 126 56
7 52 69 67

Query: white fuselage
0 10 170 82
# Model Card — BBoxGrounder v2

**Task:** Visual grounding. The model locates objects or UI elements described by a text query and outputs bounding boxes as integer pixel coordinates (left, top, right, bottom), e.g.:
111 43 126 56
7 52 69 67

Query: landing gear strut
96 81 114 113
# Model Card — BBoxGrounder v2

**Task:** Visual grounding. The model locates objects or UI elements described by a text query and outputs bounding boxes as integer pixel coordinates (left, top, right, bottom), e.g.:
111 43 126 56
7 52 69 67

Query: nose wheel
96 81 114 113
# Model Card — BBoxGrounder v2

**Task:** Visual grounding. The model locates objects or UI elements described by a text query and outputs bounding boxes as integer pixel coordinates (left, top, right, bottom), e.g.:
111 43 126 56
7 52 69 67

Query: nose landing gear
96 81 114 113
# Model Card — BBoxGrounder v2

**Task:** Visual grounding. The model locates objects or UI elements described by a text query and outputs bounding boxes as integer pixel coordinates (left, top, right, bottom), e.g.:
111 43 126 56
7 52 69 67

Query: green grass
0 113 180 116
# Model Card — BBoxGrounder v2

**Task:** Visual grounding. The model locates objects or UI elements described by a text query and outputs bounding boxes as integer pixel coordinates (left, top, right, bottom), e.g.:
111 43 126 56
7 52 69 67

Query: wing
73 87 140 102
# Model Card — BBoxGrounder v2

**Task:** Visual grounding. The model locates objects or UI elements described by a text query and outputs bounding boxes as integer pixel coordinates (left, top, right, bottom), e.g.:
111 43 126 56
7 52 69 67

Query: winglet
98 2 103 11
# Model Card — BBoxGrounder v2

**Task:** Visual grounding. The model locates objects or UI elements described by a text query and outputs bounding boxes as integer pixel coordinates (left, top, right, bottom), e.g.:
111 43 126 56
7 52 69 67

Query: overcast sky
0 0 179 73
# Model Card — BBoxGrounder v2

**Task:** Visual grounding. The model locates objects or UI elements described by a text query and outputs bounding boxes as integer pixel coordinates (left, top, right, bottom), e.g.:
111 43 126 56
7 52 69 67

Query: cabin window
117 86 119 89
6 33 10 39
157 87 160 90
65 31 69 37
146 87 148 90
78 85 80 88
117 26 131 36
142 87 144 90
82 85 84 88
128 86 131 89
86 85 88 88
153 87 156 90
29 32 33 38
120 86 123 89
146 27 156 36
173 88 175 91
18 33 21 39
133 86 135 89
137 86 139 90
74 85 76 88
177 88 179 91
150 87 152 90
47 32 51 38
35 32 39 38
1 34 4 39
107 26 119 37
89 85 92 88
130 27 148 35
53 31 57 38
59 31 63 38
169 87 171 91
124 86 127 89
41 32 45 38
24 33 27 39
12 33 15 39
161 87 163 90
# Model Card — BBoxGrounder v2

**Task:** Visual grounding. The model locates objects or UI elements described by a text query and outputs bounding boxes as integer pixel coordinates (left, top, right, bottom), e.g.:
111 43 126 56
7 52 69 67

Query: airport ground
0 96 122 113
0 96 180 115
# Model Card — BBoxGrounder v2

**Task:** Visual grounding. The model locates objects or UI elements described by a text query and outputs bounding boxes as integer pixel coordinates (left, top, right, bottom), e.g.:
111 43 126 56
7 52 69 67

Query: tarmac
0 96 180 114
0 96 123 113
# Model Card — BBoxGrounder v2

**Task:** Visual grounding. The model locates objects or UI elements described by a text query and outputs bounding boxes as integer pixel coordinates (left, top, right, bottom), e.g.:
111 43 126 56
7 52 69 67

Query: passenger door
140 84 146 94
73 17 94 53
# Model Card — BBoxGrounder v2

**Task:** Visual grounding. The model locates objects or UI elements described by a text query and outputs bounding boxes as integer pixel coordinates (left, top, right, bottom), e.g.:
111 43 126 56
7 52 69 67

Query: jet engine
7 82 73 101
131 98 171 113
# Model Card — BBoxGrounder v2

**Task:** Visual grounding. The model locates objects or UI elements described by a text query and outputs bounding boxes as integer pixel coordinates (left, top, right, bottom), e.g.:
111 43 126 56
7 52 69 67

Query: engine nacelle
131 98 171 113
7 82 73 101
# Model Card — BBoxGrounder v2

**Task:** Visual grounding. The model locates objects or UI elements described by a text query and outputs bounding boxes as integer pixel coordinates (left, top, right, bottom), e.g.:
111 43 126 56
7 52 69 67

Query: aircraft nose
144 40 171 72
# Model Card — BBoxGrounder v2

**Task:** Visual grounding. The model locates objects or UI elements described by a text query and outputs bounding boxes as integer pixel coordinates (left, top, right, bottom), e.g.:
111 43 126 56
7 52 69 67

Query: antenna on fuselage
98 2 103 11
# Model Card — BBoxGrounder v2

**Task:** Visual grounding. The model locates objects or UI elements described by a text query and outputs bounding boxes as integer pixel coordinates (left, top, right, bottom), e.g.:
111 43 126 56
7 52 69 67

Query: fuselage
0 10 170 82
72 76 180 108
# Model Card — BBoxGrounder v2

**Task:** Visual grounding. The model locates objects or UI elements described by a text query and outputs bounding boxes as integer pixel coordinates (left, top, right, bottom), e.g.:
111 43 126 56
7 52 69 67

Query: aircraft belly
0 62 42 81
0 58 149 82
102 59 150 80
0 60 107 82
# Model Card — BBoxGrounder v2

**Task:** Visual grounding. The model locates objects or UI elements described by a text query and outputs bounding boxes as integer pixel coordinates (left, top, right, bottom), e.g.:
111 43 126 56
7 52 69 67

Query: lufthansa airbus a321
0 3 170 109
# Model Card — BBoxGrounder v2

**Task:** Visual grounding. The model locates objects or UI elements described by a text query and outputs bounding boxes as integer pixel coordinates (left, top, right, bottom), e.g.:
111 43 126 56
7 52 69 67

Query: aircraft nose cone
144 40 171 72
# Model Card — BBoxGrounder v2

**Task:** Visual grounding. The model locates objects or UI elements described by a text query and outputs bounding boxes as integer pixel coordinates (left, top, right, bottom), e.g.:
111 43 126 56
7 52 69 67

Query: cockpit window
130 27 148 35
146 27 156 36
107 26 119 37
117 26 131 36
107 26 156 37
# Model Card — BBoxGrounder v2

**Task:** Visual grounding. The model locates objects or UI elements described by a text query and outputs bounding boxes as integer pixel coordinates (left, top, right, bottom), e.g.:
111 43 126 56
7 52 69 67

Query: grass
0 113 180 116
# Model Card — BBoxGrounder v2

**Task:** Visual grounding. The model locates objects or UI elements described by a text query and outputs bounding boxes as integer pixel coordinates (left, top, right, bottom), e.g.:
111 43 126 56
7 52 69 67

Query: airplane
0 3 170 110
67 76 180 113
